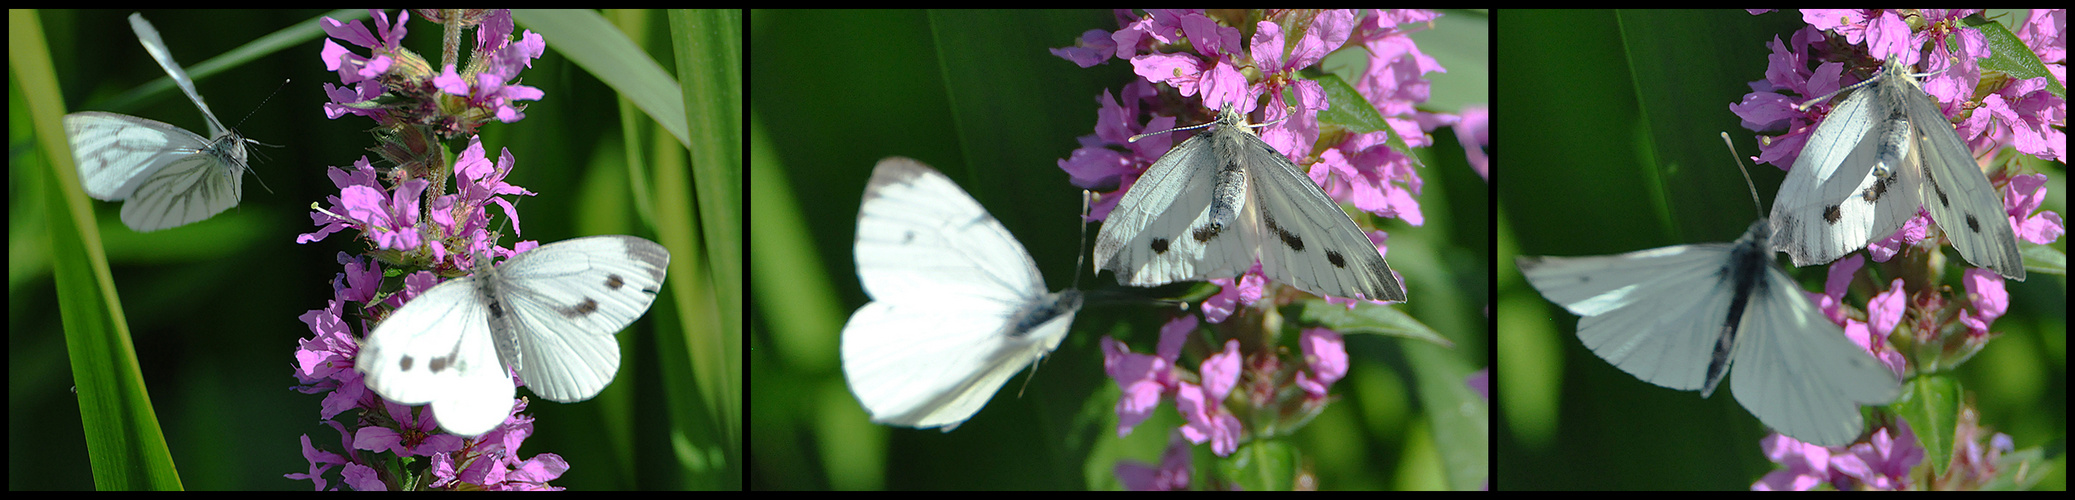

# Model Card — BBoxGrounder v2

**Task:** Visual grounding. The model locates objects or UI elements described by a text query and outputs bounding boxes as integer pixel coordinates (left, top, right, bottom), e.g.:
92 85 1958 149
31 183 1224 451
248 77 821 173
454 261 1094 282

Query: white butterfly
1768 56 2025 280
1092 107 1405 302
1517 220 1901 447
66 13 256 232
357 235 670 436
842 157 1082 431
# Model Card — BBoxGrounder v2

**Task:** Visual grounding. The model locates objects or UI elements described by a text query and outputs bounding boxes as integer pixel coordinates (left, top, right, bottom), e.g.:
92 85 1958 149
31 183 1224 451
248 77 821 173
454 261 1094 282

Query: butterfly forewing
1893 64 2025 281
127 12 227 136
1239 133 1404 301
495 236 670 403
1091 129 1229 285
1518 241 1738 394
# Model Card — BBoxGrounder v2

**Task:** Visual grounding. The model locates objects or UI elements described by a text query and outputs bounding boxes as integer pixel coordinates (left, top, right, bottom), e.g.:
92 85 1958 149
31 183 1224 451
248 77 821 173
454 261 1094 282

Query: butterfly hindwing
1728 253 1902 446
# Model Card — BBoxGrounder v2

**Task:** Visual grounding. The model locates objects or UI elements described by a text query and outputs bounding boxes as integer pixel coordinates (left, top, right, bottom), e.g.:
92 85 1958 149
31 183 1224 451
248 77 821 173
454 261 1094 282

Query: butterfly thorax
472 261 524 375
1200 110 1264 242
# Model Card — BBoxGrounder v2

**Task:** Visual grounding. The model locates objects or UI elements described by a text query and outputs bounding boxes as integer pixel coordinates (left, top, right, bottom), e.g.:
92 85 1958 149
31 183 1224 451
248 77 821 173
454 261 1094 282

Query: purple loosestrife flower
290 138 564 491
1061 10 1462 489
320 9 545 184
1727 10 2064 487
289 10 566 490
1112 430 1197 491
1731 11 2062 260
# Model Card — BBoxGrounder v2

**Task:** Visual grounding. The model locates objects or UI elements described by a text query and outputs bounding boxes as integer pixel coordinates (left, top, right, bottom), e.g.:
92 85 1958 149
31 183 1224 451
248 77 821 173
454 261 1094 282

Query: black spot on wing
1151 237 1170 254
1861 176 1890 202
605 274 626 291
1191 222 1223 243
1926 163 1951 209
1326 250 1346 268
1964 213 1981 233
1261 213 1304 252
1823 205 1842 224
425 340 466 374
563 298 601 318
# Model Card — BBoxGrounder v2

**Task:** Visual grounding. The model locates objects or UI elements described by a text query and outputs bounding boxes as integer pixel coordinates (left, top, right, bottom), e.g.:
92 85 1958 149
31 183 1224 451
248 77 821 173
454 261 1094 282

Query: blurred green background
1495 10 2065 490
11 9 732 489
750 9 1490 490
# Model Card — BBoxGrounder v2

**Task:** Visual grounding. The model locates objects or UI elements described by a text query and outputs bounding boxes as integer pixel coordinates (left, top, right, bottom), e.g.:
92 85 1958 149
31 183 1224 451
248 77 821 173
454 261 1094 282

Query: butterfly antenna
1129 114 1219 143
1796 57 1900 112
1795 81 1854 112
234 79 291 131
233 79 292 196
495 198 525 239
1721 132 1764 219
1251 104 1298 130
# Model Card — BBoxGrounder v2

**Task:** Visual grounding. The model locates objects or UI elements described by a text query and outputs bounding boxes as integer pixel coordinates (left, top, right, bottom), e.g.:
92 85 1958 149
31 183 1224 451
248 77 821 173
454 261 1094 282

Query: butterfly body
1093 108 1405 302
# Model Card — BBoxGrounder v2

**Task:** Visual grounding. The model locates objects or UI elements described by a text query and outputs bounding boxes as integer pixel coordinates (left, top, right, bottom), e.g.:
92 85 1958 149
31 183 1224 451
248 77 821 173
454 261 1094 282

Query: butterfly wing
1893 65 2026 281
1092 126 1253 286
116 136 245 232
1767 74 1921 267
843 157 1078 430
65 112 213 200
843 291 1079 430
1517 240 1741 394
357 276 516 436
1238 128 1404 301
128 13 226 136
1727 258 1901 446
492 236 670 403
858 158 1050 304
